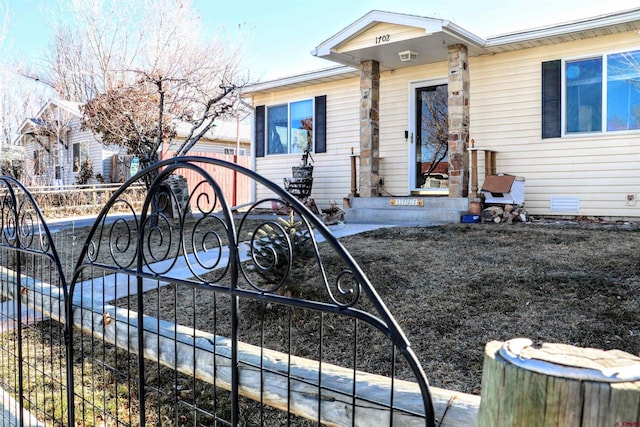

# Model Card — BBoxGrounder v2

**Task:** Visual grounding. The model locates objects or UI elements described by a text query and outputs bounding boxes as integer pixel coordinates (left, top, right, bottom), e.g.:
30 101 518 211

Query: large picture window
542 49 640 137
255 96 326 158
267 99 313 155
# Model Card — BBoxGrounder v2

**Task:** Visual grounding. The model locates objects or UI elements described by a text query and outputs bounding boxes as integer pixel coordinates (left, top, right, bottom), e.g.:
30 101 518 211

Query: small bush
76 160 94 185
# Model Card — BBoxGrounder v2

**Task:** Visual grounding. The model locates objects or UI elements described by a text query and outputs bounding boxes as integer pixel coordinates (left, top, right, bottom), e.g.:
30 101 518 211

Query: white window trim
266 98 314 156
561 49 640 137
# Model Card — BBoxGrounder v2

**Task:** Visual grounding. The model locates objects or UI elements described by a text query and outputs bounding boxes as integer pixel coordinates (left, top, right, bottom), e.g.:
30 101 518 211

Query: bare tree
67 0 249 189
81 80 176 171
23 0 249 101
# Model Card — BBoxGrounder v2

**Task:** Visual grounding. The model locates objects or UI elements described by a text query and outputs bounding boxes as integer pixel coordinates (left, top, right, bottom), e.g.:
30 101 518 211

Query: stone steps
344 196 469 226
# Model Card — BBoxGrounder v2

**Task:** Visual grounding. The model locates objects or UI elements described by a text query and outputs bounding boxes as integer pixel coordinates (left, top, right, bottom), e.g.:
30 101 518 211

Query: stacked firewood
481 204 529 223
321 200 345 225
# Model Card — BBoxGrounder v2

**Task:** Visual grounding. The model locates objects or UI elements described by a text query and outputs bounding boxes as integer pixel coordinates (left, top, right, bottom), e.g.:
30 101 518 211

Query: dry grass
131 219 640 396
3 218 639 426
335 222 640 393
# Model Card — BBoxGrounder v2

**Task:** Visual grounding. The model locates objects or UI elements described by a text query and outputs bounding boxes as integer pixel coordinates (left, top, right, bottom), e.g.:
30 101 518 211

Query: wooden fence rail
0 266 480 427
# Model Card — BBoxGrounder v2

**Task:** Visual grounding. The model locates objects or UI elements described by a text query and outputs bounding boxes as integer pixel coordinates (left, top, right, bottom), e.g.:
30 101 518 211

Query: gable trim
312 10 485 58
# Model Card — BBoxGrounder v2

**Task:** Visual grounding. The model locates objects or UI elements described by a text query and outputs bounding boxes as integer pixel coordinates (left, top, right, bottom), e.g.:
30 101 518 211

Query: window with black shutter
254 105 265 157
314 95 327 153
542 60 561 139
256 96 327 155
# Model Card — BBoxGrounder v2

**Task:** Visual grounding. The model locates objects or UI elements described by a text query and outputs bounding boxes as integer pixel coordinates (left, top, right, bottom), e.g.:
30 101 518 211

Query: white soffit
243 66 359 96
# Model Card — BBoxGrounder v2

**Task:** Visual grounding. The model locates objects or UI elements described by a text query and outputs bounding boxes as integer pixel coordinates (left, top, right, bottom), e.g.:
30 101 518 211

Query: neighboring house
245 8 640 220
17 99 123 186
166 117 252 157
17 99 252 186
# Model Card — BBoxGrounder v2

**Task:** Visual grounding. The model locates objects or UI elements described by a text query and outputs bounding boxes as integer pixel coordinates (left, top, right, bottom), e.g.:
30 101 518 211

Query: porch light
398 50 418 62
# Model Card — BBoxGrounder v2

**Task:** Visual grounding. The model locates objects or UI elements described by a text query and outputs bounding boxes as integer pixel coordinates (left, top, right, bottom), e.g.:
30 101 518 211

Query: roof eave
243 66 359 95
487 7 640 48
442 21 487 49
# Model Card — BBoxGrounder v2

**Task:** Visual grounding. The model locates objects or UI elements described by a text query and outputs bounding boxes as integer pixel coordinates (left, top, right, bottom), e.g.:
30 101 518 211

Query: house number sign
390 198 424 207
375 34 391 44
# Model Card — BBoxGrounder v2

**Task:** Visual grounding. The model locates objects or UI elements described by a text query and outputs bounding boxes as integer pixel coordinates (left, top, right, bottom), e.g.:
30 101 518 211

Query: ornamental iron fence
0 156 434 426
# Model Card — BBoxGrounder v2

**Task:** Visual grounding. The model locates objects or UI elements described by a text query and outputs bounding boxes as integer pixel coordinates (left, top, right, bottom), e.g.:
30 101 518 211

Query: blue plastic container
461 214 480 223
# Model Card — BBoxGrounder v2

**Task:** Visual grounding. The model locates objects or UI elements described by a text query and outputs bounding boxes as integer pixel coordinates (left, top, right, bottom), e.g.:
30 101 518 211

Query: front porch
341 145 496 226
344 196 469 226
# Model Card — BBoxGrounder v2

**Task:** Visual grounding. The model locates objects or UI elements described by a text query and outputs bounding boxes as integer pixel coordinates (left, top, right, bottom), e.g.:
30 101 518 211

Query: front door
411 83 449 194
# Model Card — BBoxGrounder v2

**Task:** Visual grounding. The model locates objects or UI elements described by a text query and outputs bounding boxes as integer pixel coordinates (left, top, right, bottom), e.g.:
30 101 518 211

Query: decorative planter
285 166 313 199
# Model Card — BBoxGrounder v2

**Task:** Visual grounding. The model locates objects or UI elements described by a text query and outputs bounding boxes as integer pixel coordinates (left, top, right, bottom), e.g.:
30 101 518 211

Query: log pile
321 199 345 225
481 204 528 224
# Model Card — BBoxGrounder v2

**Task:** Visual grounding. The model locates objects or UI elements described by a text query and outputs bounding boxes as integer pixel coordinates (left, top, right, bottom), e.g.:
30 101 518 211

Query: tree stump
479 338 640 427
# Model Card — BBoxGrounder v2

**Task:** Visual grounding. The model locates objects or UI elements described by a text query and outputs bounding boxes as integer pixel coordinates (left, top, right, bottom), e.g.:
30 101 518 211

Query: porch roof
311 10 486 71
16 99 83 135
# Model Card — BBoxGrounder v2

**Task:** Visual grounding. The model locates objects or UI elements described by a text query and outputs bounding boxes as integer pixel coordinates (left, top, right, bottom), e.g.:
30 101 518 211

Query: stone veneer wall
359 60 380 197
447 44 470 198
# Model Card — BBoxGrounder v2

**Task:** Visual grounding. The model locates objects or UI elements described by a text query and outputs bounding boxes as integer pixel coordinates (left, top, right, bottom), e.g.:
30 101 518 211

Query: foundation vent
550 196 580 213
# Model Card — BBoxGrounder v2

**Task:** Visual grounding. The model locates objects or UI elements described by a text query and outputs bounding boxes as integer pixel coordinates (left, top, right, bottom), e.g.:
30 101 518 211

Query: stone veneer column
447 44 470 198
359 60 380 197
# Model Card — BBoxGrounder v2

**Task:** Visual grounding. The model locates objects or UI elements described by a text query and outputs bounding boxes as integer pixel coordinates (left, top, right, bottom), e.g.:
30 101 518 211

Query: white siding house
17 100 123 186
245 8 640 220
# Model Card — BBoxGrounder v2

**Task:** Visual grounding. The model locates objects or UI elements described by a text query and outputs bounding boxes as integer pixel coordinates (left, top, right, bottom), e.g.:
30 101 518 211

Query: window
607 51 640 131
73 141 89 172
267 100 313 155
565 58 602 133
255 96 326 157
542 49 640 138
33 150 45 175
223 148 248 156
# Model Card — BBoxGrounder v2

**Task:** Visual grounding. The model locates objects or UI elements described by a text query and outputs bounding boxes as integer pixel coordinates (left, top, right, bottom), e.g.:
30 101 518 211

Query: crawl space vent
550 196 580 213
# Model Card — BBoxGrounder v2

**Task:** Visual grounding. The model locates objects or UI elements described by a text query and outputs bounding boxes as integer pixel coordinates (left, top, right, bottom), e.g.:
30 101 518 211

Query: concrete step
344 196 469 226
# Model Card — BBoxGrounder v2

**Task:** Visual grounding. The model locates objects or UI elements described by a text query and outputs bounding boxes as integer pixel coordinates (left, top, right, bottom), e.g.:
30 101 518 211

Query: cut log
478 339 640 427
503 211 515 224
481 206 504 222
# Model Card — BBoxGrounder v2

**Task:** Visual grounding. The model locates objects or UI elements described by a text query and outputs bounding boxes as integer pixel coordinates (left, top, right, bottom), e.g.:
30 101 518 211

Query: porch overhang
311 10 485 71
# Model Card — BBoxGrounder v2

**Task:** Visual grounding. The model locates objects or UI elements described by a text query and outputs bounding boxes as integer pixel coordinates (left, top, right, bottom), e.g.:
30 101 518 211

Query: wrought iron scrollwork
0 179 59 258
66 156 435 427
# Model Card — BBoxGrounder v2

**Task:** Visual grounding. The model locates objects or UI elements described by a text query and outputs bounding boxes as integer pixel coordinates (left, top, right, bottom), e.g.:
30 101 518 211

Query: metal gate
0 156 434 426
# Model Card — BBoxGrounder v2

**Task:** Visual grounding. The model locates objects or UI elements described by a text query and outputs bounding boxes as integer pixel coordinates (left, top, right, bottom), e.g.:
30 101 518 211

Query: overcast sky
4 0 640 80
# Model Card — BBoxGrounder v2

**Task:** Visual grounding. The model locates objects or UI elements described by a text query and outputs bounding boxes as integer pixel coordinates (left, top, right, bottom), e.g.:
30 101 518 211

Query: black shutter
542 60 561 139
254 105 265 157
314 95 327 153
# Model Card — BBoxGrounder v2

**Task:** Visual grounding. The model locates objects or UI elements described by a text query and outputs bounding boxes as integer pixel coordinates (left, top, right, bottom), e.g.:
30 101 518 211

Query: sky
3 0 640 81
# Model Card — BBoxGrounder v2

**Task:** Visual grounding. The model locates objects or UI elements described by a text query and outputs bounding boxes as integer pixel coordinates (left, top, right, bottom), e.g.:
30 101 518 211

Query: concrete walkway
74 221 392 303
